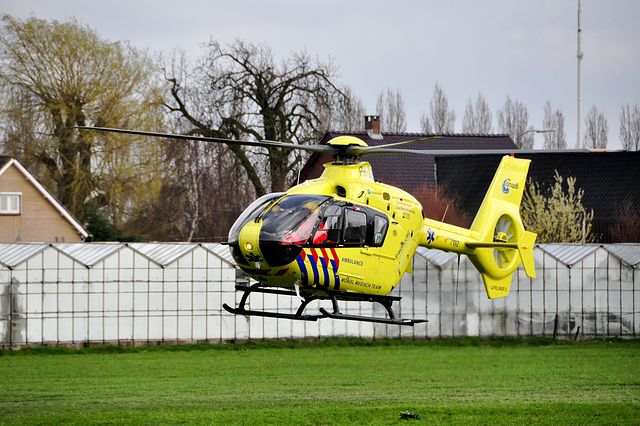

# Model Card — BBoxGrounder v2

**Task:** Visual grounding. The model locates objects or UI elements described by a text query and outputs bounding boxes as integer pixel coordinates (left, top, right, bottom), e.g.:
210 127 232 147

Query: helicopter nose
230 220 304 270
236 221 265 267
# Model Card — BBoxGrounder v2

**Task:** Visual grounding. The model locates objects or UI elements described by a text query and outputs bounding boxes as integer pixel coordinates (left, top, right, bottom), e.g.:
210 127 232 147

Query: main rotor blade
358 147 592 156
364 136 441 150
76 126 335 154
346 136 442 157
77 126 594 158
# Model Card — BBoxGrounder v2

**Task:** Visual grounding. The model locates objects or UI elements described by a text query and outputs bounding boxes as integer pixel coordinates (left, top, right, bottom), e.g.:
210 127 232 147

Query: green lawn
1 339 638 425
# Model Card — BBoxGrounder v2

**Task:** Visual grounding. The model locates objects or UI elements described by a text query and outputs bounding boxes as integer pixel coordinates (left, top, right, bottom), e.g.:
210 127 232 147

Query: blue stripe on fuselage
296 254 308 286
328 258 340 290
308 253 319 287
318 255 330 288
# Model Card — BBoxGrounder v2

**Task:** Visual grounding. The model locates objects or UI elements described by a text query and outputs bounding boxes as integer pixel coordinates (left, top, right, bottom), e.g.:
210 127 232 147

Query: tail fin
466 155 537 299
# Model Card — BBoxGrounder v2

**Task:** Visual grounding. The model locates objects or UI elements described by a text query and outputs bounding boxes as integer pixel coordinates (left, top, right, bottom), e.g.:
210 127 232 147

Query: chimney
365 115 382 139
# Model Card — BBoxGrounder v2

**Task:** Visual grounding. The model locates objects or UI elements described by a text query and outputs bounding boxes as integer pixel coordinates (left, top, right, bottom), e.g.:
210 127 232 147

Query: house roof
299 131 517 194
603 243 640 267
52 242 124 267
415 246 460 269
417 243 640 269
435 151 640 220
0 156 89 239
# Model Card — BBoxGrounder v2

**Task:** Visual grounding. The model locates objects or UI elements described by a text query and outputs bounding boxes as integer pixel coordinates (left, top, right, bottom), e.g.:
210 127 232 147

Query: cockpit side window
371 215 389 247
343 208 367 245
309 203 389 248
312 204 342 245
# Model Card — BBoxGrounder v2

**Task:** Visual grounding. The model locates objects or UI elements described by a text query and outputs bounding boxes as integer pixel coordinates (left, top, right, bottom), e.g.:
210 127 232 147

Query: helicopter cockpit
228 193 389 268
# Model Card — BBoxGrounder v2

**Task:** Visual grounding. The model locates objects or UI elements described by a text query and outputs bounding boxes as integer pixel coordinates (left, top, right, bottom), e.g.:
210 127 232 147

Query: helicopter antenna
441 204 449 223
455 254 461 306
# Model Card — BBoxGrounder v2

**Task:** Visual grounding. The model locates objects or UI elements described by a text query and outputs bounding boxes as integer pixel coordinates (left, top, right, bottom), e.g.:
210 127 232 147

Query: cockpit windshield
259 194 331 245
228 192 284 244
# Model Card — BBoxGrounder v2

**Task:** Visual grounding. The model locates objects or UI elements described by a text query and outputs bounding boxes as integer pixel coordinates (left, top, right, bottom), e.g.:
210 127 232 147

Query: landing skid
222 283 427 326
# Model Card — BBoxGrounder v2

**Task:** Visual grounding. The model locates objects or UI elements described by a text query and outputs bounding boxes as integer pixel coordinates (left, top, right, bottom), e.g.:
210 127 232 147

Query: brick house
0 156 88 242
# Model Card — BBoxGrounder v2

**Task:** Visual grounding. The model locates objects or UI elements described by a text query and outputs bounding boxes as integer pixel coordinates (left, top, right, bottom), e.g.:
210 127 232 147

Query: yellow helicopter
79 127 537 325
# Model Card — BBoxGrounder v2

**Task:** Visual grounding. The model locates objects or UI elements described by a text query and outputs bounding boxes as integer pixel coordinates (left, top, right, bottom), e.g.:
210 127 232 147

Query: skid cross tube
222 284 427 326
318 290 427 326
222 283 323 321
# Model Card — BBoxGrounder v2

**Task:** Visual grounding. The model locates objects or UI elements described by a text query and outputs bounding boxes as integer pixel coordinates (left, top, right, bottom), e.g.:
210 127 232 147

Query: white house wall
0 243 638 348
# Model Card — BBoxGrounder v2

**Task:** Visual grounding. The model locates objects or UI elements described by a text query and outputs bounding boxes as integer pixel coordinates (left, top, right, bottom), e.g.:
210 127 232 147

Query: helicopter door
311 205 389 248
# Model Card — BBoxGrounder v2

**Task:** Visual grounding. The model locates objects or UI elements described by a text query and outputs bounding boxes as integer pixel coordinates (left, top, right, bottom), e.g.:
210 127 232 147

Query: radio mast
577 0 583 148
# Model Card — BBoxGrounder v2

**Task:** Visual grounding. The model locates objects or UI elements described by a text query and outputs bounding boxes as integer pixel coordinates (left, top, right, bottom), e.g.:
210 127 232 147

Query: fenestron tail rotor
493 214 517 269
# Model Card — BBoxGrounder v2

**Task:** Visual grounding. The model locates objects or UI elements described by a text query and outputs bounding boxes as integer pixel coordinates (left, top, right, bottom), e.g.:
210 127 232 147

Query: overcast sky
4 0 639 149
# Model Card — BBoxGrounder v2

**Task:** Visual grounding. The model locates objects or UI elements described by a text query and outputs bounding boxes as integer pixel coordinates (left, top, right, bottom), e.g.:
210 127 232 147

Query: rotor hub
495 231 508 243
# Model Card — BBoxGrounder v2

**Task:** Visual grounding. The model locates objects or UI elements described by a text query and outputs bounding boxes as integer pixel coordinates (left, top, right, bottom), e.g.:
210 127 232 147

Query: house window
0 193 21 214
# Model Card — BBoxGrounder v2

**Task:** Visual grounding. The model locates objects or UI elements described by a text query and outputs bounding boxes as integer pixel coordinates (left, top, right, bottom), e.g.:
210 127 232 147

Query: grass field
1 338 639 425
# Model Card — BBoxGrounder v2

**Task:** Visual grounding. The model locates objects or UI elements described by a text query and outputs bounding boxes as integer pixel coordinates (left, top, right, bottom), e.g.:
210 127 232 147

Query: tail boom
419 155 537 299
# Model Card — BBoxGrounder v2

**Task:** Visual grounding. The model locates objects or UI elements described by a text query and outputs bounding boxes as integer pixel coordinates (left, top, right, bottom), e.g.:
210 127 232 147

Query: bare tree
462 92 492 134
542 100 567 149
584 105 608 149
146 138 253 241
119 51 254 242
619 103 640 151
497 95 533 148
325 86 366 132
610 200 640 242
0 86 54 185
420 82 455 133
162 39 346 196
376 87 407 132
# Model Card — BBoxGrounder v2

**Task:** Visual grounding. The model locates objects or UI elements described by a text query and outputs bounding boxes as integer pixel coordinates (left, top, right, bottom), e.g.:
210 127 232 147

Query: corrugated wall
1 243 638 348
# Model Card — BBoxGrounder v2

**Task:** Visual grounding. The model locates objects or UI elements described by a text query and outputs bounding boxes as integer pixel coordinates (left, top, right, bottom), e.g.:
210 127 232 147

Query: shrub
520 171 594 243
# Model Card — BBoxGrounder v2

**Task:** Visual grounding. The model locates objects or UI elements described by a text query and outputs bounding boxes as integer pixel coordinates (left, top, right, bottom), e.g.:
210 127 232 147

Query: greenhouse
1 243 638 348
